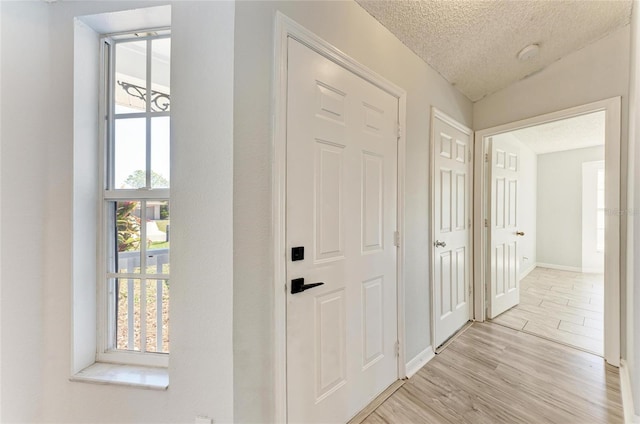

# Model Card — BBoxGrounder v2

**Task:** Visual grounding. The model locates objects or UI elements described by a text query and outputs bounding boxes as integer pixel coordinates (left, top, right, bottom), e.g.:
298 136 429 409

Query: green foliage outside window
117 201 141 252
124 169 169 189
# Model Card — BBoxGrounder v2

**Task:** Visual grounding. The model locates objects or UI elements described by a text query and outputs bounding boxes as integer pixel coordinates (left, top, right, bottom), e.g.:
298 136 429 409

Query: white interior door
286 38 399 423
488 136 521 318
432 111 472 348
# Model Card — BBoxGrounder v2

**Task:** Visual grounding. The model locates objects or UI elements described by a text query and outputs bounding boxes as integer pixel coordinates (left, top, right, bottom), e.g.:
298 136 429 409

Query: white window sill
70 362 169 390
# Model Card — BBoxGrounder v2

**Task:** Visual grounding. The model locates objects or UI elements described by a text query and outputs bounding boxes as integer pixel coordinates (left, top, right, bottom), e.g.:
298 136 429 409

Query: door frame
429 107 475 350
272 12 408 423
473 97 621 366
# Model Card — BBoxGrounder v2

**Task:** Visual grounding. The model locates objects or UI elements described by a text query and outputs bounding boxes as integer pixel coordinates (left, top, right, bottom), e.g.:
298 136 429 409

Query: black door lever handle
291 278 324 294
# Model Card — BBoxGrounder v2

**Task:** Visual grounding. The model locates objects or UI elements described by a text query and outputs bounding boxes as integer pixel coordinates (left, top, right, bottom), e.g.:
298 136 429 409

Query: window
99 30 171 366
596 167 605 252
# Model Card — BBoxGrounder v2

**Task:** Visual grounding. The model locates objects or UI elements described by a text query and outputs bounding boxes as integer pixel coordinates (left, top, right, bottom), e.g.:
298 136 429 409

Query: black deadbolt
292 246 304 261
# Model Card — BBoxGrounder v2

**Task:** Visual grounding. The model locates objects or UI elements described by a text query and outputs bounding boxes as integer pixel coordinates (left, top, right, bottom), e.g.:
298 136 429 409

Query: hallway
361 323 622 424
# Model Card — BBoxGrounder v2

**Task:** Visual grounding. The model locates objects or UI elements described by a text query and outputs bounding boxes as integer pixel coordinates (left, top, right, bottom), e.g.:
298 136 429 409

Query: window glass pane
151 117 170 188
151 38 170 112
115 41 147 113
146 201 170 274
106 205 117 273
597 190 605 208
116 201 142 274
597 229 605 252
596 166 605 253
114 118 146 189
116 104 142 114
597 169 605 190
145 279 170 353
116 278 141 351
597 209 605 229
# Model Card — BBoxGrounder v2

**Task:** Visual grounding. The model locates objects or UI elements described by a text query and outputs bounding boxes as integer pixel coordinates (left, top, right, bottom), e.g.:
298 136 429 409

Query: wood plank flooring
491 267 604 355
362 322 623 424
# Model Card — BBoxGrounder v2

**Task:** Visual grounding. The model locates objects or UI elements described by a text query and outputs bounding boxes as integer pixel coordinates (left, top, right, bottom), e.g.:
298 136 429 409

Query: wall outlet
195 417 213 424
523 256 529 262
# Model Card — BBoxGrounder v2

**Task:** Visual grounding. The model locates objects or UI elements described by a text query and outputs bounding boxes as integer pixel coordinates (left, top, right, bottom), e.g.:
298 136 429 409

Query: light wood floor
491 267 604 355
362 322 623 424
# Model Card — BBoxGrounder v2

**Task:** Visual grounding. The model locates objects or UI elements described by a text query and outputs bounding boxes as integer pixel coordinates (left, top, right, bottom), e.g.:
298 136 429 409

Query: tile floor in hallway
490 267 604 355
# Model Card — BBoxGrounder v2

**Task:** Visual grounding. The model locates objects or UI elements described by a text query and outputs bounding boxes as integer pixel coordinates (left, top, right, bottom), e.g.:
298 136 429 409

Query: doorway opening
488 111 605 356
474 98 620 366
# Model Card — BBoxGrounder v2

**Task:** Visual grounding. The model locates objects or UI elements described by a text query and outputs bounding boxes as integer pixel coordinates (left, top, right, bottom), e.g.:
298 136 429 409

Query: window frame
97 30 171 368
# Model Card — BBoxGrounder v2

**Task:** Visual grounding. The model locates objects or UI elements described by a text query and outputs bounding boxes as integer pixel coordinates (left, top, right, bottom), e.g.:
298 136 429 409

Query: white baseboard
620 360 640 423
520 264 537 279
405 346 435 379
536 262 582 273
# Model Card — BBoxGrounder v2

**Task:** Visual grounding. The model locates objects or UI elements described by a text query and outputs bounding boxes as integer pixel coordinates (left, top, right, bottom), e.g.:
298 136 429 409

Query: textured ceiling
356 0 631 101
509 111 605 155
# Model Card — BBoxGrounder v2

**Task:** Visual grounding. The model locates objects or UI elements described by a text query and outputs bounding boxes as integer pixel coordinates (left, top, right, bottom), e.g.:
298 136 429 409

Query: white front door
431 111 472 348
286 38 399 423
488 136 521 318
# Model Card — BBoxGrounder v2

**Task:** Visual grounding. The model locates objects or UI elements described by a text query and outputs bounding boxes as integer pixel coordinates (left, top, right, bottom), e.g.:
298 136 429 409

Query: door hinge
484 218 488 227
395 341 400 357
468 150 472 162
485 153 489 162
396 123 402 139
394 231 400 247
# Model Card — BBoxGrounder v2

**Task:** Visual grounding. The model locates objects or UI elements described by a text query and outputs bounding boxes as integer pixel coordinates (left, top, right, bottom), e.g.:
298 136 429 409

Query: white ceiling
356 0 631 101
508 111 605 155
77 5 171 34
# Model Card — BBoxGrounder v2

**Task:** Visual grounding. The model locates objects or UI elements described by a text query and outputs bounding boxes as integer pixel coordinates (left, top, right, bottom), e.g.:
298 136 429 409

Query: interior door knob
516 231 525 236
434 240 446 248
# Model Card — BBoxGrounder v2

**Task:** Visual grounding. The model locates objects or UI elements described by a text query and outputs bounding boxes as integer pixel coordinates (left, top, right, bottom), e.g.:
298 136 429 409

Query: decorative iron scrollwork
117 81 170 112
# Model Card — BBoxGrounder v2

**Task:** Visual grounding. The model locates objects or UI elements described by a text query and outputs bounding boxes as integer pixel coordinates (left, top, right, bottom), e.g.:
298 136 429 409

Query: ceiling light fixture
517 44 540 61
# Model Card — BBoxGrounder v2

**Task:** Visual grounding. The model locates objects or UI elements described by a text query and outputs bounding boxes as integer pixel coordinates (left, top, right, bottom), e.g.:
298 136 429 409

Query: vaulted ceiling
356 0 632 101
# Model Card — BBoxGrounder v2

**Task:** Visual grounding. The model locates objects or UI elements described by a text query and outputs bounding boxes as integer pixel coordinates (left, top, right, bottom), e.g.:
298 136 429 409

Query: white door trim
429 107 475 351
272 12 408 423
473 97 621 366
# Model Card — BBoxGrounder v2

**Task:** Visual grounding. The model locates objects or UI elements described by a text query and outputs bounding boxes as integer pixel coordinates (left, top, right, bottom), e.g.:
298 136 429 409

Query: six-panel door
432 113 472 348
489 137 521 318
286 38 399 423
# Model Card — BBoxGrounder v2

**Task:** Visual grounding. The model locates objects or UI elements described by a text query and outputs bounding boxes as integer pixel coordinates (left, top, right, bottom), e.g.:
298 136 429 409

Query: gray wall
233 2 472 422
536 146 605 269
1 3 50 421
